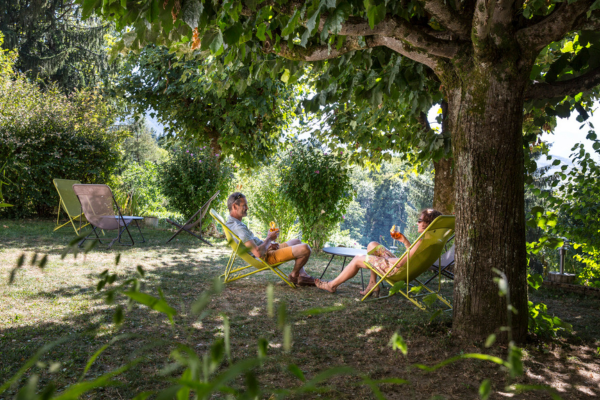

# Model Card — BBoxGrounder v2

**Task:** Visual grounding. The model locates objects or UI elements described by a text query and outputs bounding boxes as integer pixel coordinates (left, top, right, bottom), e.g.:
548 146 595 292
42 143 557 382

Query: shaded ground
1 220 599 399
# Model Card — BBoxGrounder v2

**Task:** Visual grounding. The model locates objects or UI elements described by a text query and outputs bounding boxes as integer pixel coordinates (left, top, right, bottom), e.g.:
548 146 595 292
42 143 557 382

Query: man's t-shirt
226 215 263 247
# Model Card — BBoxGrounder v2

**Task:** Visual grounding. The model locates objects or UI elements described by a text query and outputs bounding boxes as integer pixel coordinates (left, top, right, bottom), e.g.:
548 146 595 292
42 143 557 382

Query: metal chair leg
319 254 336 279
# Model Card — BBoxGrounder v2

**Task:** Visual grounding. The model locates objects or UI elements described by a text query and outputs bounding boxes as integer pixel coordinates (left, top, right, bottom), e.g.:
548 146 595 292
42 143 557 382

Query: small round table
320 247 368 290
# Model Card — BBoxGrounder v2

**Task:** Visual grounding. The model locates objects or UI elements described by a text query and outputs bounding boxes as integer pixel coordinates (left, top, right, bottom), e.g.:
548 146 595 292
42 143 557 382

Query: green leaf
256 23 268 41
527 273 543 290
320 2 351 40
181 0 202 28
283 324 292 352
301 305 345 315
389 280 407 295
288 364 306 381
277 301 287 329
113 305 124 324
38 255 48 269
306 6 323 33
365 1 386 30
508 345 523 378
223 23 243 45
422 293 438 306
281 10 301 37
479 379 491 400
82 0 102 20
209 30 224 53
123 291 177 323
148 0 160 22
257 338 268 358
200 30 218 51
388 332 407 355
484 334 496 348
409 285 423 294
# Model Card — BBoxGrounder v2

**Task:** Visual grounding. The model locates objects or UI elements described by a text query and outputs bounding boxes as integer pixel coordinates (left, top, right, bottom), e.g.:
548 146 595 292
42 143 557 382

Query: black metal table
320 247 368 290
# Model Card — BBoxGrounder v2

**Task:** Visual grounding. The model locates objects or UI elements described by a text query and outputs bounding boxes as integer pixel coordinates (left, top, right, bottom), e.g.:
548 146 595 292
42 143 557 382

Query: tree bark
447 66 529 342
433 157 455 215
433 100 455 215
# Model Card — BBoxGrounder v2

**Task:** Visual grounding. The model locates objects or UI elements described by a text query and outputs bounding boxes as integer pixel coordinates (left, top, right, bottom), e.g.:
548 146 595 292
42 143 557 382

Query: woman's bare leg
365 242 381 287
315 255 368 293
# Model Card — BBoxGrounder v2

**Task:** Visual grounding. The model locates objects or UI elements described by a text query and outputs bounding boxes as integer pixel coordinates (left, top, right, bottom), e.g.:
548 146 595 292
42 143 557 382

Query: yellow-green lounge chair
362 215 455 310
210 209 296 288
53 179 89 234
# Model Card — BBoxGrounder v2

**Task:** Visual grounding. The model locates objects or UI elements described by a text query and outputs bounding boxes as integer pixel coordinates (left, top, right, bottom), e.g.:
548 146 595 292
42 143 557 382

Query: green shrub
109 161 167 217
279 144 352 252
0 45 127 218
159 146 232 223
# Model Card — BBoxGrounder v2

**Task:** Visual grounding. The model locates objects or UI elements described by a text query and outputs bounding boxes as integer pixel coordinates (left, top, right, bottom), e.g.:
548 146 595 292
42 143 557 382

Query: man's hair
227 192 246 211
420 208 442 225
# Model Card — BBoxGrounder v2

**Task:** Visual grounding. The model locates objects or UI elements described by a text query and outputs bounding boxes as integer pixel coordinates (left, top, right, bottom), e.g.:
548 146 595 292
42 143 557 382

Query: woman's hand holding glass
390 225 407 246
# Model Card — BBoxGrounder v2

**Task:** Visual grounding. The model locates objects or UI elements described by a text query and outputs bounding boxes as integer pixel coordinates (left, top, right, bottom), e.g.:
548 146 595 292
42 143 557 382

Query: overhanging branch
524 67 600 101
311 15 460 59
419 0 470 40
516 0 594 55
265 35 442 71
367 36 441 71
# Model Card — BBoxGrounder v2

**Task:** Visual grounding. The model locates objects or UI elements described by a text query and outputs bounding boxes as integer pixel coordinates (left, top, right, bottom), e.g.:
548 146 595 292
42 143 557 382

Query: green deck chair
53 179 89 234
362 215 455 310
210 209 296 288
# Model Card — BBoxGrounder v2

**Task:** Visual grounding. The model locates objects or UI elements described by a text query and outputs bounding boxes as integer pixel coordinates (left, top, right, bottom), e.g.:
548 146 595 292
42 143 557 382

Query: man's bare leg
285 239 312 279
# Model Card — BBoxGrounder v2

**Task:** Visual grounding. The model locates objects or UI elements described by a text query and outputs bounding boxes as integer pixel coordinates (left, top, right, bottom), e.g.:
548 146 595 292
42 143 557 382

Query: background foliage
0 0 114 92
160 145 232 225
279 143 352 251
0 42 127 218
239 163 300 243
108 161 166 217
114 45 301 168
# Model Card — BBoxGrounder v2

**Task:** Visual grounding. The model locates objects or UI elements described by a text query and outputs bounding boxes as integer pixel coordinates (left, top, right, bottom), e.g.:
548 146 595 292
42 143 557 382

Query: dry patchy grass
1 220 599 399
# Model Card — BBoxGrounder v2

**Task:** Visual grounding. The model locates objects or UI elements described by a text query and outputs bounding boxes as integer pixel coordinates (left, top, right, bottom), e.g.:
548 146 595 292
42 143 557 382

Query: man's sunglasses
417 219 424 223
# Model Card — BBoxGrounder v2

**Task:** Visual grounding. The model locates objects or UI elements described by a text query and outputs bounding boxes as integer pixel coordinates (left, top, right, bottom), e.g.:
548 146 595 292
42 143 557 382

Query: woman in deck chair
315 209 442 297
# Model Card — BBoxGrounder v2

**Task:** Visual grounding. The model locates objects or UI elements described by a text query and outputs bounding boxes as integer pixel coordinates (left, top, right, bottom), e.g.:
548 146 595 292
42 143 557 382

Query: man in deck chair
225 192 316 286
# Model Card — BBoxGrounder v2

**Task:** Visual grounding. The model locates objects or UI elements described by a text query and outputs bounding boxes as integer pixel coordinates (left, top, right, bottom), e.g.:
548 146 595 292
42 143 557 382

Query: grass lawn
1 220 599 399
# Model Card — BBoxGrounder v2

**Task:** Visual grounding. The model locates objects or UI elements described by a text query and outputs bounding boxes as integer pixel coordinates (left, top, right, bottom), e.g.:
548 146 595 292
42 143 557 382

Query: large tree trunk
447 68 529 343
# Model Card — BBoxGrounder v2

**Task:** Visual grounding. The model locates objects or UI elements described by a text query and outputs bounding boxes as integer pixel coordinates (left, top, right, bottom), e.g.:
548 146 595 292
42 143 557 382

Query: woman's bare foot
315 279 336 293
359 283 381 297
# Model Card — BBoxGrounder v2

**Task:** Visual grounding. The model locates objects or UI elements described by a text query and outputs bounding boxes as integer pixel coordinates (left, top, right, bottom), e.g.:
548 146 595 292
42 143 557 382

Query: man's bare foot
315 279 336 293
359 283 381 296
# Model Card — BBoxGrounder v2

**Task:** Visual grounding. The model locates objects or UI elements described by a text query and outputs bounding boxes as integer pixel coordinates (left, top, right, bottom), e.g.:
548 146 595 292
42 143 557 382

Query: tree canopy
84 0 600 342
114 45 302 167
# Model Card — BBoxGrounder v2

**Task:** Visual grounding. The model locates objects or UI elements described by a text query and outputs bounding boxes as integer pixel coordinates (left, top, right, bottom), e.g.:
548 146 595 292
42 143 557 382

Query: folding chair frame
220 239 296 288
53 179 89 234
166 191 220 246
423 236 455 286
361 218 454 311
77 192 146 249
362 253 452 311
210 209 296 288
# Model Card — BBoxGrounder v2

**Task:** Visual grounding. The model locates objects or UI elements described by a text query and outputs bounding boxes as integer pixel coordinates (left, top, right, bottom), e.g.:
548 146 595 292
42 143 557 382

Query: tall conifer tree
0 0 111 91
